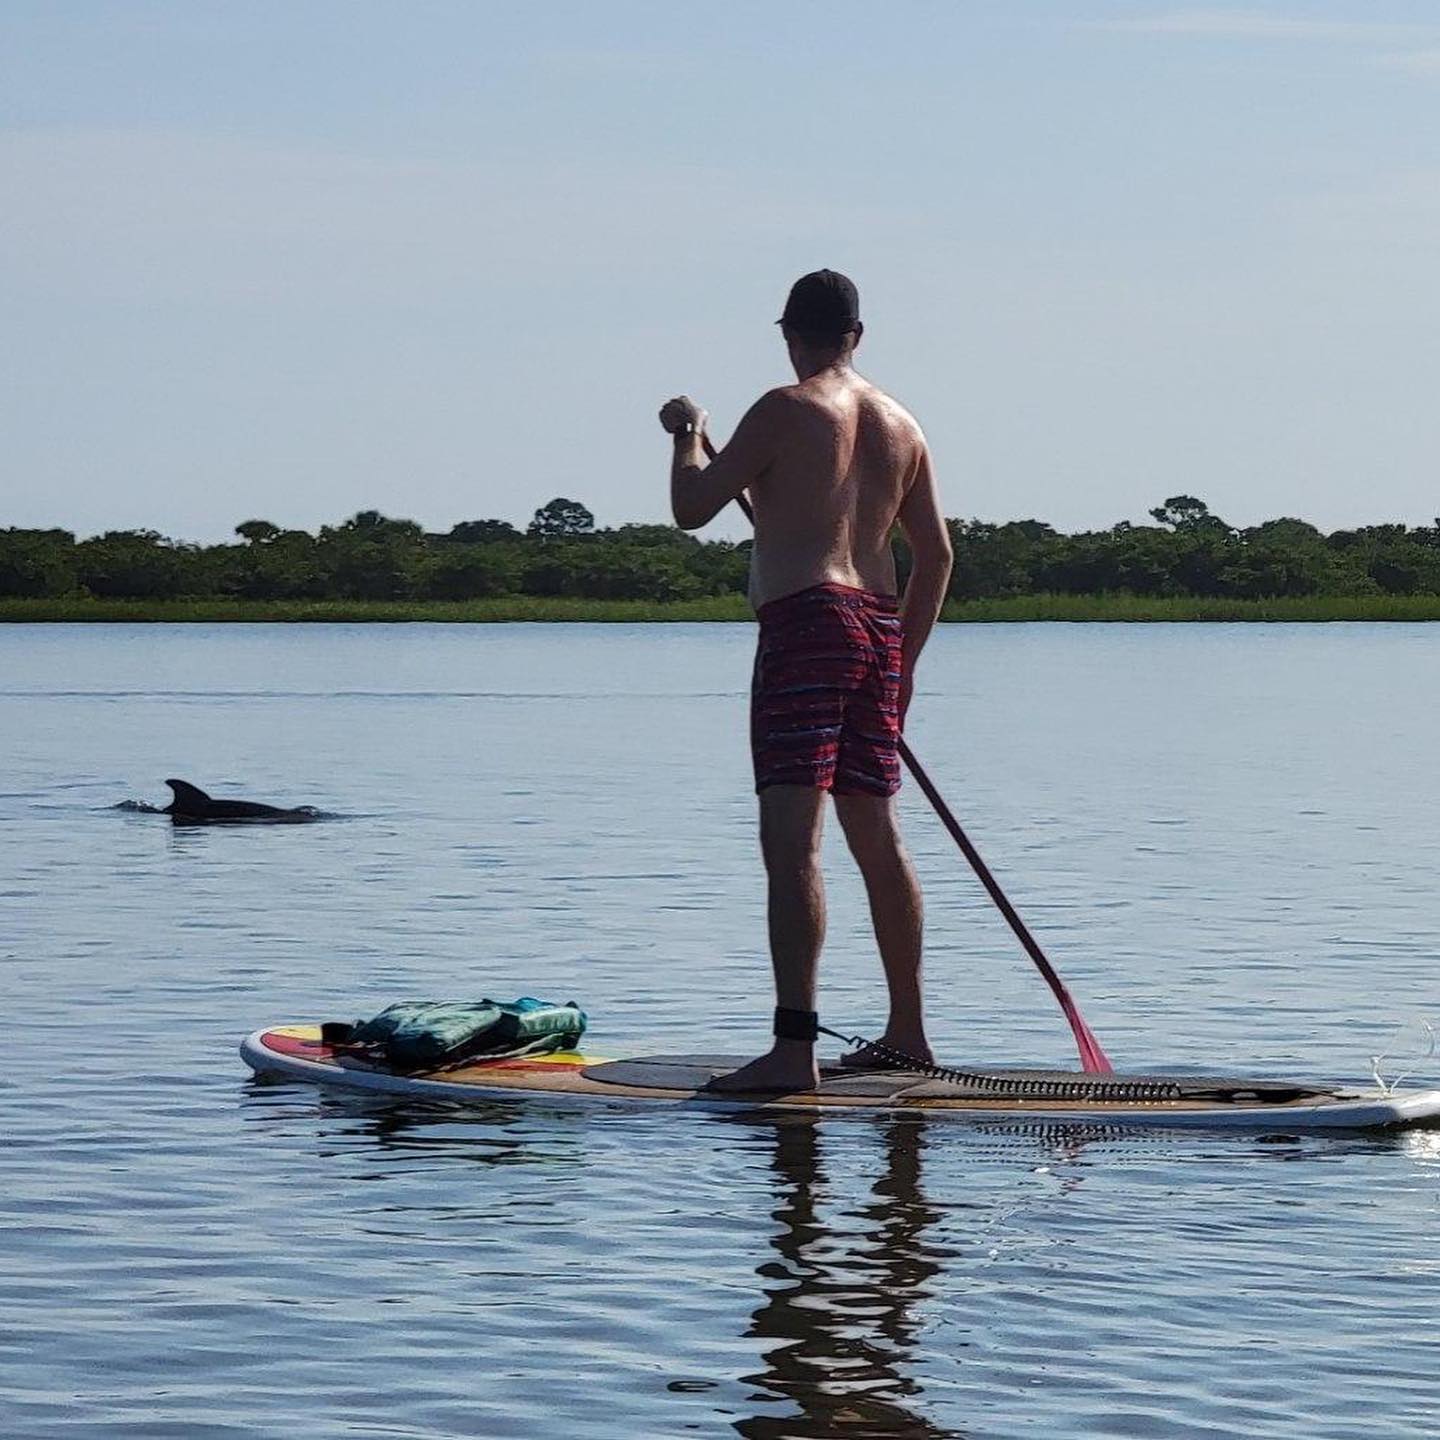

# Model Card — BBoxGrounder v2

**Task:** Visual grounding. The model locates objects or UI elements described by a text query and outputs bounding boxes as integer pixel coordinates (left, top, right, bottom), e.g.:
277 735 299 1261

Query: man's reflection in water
735 1116 966 1440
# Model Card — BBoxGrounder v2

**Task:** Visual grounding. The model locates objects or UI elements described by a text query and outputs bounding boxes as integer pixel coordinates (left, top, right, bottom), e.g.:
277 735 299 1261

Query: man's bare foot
839 1035 935 1072
703 1042 820 1095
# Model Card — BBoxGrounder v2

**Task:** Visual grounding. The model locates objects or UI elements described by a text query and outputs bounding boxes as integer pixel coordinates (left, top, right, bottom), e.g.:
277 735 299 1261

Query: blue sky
4 2 1438 541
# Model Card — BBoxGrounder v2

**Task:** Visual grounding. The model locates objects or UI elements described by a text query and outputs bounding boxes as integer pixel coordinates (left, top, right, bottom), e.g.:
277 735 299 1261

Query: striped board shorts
751 582 904 797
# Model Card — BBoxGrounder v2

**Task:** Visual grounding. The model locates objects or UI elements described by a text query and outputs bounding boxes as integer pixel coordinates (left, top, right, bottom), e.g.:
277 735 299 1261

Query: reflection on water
739 1117 960 1439
733 1118 1126 1440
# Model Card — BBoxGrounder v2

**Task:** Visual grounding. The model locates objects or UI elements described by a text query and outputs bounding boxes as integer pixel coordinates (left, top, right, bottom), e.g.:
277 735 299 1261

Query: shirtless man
659 270 954 1093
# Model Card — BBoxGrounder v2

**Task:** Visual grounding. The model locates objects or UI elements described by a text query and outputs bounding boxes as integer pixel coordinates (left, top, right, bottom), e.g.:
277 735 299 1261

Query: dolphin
162 778 322 825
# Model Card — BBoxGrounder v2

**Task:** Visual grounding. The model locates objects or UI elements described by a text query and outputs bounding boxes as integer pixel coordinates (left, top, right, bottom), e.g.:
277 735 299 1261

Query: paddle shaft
696 430 1113 1073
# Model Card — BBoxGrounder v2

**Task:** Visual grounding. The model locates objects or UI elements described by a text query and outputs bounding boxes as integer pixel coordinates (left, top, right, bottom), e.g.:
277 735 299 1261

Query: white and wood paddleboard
240 1025 1440 1133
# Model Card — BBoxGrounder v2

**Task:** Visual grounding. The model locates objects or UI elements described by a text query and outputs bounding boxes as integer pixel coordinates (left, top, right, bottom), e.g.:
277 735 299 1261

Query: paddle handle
696 427 1113 1074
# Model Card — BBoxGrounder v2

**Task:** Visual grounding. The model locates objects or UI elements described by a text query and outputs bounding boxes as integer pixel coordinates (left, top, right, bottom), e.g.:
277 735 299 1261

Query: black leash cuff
773 1007 819 1042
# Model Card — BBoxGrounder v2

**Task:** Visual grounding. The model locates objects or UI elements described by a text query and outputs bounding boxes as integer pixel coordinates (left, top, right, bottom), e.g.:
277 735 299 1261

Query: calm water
3 621 1439 1439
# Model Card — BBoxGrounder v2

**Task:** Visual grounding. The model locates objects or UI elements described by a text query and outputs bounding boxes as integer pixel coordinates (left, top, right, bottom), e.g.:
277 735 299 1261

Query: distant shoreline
4 595 1440 623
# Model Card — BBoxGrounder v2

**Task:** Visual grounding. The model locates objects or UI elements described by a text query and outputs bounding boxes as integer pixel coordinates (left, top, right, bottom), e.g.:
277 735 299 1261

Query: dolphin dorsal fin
165 779 212 812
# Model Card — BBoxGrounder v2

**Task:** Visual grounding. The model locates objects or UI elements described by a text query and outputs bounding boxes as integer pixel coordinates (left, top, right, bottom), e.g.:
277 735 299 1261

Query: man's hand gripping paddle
703 433 1113 1074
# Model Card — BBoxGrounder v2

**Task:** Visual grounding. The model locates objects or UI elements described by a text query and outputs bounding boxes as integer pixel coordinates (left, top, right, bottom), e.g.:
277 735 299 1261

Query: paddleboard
241 1025 1440 1133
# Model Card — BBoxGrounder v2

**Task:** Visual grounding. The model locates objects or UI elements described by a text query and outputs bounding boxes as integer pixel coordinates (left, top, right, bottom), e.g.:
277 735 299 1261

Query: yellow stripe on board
503 1052 604 1067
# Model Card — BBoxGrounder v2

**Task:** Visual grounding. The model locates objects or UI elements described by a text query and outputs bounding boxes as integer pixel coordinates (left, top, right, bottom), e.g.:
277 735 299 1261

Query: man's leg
706 784 826 1092
833 792 933 1065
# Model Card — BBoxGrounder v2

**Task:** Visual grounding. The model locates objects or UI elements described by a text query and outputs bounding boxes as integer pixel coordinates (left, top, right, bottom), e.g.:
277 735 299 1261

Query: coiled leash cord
820 1027 1186 1102
775 1007 1183 1103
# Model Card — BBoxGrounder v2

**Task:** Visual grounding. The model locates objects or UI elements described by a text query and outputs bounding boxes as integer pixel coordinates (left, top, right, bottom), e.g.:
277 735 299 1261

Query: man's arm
895 443 953 721
662 392 783 530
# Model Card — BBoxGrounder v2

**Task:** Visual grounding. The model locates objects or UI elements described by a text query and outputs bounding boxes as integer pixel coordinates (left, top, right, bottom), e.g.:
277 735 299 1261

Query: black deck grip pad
581 1054 1348 1105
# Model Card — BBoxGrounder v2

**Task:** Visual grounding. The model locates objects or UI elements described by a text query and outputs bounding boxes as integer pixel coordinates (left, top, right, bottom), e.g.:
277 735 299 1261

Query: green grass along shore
5 594 1440 623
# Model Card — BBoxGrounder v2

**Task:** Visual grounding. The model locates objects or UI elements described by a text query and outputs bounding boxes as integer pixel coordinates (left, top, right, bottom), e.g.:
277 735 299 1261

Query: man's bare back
745 371 924 610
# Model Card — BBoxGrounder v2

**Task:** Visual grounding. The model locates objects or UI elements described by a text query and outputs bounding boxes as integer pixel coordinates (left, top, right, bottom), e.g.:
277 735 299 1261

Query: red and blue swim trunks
751 583 904 796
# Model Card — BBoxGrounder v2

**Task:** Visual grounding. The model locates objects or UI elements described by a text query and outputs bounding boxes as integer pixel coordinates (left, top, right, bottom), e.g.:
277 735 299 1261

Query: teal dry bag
337 997 587 1073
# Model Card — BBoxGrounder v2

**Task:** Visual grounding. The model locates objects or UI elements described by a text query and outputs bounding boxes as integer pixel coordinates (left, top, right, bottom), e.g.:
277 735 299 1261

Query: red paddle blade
1031 948 1112 1073
1060 994 1113 1075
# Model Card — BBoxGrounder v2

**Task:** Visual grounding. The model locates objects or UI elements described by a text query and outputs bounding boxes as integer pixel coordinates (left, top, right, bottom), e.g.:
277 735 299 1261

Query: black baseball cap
777 269 860 336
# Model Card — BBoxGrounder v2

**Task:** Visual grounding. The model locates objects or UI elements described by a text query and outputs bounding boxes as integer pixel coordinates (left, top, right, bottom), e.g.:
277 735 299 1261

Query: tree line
3 495 1439 603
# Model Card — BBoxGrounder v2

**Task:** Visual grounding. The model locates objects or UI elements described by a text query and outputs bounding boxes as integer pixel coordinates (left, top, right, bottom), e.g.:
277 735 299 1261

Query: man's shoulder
862 384 924 441
751 383 818 414
737 385 826 441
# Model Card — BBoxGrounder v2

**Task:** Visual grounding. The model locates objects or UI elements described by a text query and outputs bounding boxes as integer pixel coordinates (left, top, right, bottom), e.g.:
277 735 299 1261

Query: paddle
700 431 1114 1074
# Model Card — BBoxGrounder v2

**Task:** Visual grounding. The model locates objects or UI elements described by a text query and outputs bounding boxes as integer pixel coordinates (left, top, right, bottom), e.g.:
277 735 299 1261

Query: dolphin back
163 777 317 823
